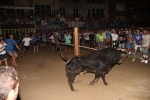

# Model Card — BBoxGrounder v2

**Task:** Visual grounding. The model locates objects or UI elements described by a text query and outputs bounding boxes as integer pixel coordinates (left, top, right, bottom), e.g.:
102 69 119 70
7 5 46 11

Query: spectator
20 33 32 56
105 28 111 47
42 32 47 46
110 29 118 48
0 66 19 100
96 30 105 49
31 33 39 55
0 39 8 66
64 31 72 54
126 29 134 58
5 34 22 67
49 32 56 51
118 30 126 50
132 29 143 61
141 29 150 64
83 30 90 47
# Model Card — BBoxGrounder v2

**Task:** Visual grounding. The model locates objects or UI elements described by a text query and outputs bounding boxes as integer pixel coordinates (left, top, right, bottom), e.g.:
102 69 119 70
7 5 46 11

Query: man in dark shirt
118 30 126 49
89 30 95 48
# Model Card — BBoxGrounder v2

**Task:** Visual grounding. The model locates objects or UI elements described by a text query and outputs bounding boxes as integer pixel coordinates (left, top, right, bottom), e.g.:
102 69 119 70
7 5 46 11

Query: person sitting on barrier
0 66 19 100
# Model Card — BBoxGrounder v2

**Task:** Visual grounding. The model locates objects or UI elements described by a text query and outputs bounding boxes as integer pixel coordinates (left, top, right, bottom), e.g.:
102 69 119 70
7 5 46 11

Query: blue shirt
5 38 17 51
134 34 143 45
31 36 37 43
105 31 111 39
65 34 72 44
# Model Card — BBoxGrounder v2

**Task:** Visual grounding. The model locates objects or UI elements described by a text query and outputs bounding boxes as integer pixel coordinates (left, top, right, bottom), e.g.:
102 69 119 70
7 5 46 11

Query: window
60 7 65 16
92 9 95 17
73 0 80 3
96 0 104 3
73 8 79 17
87 8 104 18
87 0 104 3
34 5 51 16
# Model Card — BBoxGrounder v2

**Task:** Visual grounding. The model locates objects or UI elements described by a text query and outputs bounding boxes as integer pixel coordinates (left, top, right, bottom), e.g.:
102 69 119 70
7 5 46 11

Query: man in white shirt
111 29 118 48
20 34 32 56
141 29 150 64
0 39 8 66
83 30 90 47
49 33 56 51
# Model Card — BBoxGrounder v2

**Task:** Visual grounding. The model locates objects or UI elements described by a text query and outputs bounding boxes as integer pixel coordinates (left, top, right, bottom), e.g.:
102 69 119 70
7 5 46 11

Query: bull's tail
53 36 68 62
57 47 67 62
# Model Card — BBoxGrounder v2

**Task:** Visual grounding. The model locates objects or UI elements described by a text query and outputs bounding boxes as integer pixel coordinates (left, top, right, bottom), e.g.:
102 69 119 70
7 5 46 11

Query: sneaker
11 61 15 65
140 57 144 60
145 60 148 64
132 58 135 61
14 64 18 67
141 60 145 63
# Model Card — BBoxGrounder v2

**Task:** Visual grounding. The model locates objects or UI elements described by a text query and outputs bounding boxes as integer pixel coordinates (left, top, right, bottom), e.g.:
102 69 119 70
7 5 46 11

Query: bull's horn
118 59 122 64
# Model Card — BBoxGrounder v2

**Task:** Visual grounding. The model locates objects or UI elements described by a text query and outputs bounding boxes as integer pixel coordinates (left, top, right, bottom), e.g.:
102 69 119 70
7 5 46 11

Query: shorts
127 43 134 49
0 54 7 61
31 42 38 46
42 39 46 42
66 44 71 49
107 37 110 42
84 40 89 44
119 43 125 48
24 46 29 51
52 43 56 46
99 41 104 46
142 47 148 55
6 50 17 56
135 45 142 51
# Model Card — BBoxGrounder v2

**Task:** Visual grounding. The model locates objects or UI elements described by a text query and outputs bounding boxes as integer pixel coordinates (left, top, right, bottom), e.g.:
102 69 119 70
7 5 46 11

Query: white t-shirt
142 34 150 47
83 33 90 40
0 43 7 54
23 37 32 46
49 35 55 43
111 33 118 41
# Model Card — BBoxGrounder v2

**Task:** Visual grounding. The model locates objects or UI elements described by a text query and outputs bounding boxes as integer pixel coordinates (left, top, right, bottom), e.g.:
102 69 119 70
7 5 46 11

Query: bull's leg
66 72 76 91
101 70 110 85
101 74 108 85
89 71 101 85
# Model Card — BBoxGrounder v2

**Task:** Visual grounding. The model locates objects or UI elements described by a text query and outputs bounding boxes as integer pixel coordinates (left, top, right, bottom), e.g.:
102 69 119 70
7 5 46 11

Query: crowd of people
1 9 150 29
0 27 150 68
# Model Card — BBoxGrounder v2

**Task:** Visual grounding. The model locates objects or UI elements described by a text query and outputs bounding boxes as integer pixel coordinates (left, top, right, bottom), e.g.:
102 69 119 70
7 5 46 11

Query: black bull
58 47 122 91
54 35 122 91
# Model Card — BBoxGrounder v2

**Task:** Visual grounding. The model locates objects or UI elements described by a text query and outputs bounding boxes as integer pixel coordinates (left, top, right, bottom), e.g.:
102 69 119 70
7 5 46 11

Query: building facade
0 0 149 19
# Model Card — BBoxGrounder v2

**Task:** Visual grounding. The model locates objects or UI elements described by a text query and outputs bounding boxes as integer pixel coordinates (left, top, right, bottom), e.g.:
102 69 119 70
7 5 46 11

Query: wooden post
73 27 80 56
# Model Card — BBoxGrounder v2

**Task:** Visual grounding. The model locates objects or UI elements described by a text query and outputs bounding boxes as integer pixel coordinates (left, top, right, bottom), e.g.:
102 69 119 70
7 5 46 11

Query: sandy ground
5 46 150 100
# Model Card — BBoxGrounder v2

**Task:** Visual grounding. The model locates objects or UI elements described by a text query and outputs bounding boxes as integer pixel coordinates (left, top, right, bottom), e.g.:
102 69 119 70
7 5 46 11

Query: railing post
73 27 80 56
